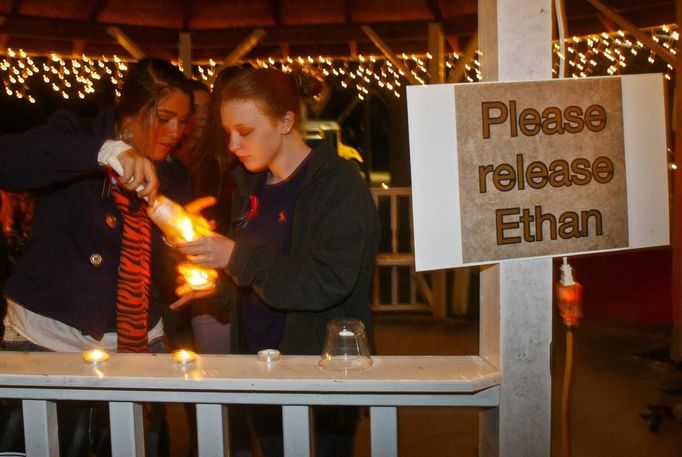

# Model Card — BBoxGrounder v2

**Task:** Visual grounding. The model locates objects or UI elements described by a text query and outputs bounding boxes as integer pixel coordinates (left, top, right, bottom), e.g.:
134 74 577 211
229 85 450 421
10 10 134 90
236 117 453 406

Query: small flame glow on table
171 349 197 365
82 349 110 364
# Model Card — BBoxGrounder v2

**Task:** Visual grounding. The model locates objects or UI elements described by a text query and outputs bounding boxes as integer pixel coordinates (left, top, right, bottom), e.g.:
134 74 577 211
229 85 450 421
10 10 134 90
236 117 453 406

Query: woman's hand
117 148 159 200
170 276 217 310
176 233 235 270
185 196 217 216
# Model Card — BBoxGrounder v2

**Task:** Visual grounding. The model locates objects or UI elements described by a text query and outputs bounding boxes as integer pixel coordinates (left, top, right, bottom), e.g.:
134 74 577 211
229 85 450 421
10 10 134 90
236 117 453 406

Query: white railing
0 352 500 457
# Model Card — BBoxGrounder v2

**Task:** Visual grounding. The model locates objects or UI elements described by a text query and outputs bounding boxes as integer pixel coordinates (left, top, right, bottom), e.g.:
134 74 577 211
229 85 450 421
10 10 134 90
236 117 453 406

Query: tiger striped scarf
111 183 151 353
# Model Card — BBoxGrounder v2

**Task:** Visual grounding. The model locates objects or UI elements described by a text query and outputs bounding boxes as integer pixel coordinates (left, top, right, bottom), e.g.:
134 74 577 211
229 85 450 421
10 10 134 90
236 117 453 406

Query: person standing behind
0 57 193 455
174 79 211 168
157 79 213 353
173 67 381 457
187 68 241 355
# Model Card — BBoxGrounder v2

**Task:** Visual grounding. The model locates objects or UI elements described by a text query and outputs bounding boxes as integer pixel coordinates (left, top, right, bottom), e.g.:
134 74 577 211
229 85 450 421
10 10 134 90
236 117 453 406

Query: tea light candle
177 263 217 291
171 349 197 365
82 349 110 364
257 349 281 364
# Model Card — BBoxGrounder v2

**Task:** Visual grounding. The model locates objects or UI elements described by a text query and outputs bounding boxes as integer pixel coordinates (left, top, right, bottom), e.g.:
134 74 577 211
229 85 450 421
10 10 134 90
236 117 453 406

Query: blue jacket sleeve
0 110 105 191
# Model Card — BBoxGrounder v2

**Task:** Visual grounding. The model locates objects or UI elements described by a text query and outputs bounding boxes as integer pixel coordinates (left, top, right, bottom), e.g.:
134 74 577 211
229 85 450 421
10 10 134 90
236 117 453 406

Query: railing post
282 405 311 457
196 403 230 457
23 399 59 457
370 406 398 457
109 401 145 457
432 271 447 318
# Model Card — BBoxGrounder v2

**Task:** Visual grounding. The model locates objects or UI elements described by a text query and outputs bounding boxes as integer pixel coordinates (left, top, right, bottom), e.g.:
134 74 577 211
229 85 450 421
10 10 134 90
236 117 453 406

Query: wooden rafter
446 35 461 53
106 26 145 59
585 0 676 67
0 1 673 61
0 16 472 52
220 28 266 69
447 30 478 83
362 25 419 85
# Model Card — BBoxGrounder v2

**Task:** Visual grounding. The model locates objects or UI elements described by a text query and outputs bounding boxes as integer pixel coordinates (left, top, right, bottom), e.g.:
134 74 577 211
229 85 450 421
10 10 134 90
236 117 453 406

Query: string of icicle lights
0 23 677 104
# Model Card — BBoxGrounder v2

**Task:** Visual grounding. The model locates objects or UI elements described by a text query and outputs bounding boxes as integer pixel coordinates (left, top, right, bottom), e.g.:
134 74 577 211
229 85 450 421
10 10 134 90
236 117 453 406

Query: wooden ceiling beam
447 30 477 83
0 4 674 60
219 28 266 69
362 25 420 85
585 0 675 66
0 15 477 48
0 15 117 43
106 26 145 59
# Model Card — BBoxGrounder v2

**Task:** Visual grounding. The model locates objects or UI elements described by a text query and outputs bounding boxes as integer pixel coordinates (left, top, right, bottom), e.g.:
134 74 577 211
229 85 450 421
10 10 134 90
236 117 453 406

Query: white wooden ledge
0 353 500 407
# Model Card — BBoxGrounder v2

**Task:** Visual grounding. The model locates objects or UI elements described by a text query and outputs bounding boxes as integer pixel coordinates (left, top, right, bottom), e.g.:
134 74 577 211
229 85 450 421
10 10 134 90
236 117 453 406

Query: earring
117 127 134 145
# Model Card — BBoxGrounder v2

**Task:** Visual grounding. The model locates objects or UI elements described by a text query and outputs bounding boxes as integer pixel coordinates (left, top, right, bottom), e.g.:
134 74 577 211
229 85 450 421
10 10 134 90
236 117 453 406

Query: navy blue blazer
0 109 191 339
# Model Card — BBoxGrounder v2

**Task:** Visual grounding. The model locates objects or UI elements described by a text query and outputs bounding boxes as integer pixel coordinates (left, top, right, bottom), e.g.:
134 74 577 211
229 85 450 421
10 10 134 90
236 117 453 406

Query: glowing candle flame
178 263 217 290
82 349 110 364
179 216 195 241
171 349 197 364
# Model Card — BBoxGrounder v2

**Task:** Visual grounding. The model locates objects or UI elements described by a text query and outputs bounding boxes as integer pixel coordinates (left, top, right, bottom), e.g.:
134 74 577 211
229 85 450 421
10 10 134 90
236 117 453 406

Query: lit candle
82 349 110 364
171 349 197 365
177 263 217 290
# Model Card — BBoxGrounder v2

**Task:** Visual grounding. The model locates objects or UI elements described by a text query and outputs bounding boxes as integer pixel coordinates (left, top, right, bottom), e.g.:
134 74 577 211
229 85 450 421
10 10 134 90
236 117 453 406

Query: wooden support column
428 23 445 84
477 1 553 456
179 32 192 79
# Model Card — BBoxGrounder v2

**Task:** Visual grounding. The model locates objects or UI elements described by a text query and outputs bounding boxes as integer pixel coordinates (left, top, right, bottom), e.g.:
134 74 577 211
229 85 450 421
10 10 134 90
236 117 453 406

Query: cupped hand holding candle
170 233 235 310
146 195 214 245
145 194 222 296
175 233 235 269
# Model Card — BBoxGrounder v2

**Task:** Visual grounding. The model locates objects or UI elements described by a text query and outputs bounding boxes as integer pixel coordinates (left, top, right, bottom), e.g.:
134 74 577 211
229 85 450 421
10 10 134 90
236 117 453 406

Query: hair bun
289 70 323 99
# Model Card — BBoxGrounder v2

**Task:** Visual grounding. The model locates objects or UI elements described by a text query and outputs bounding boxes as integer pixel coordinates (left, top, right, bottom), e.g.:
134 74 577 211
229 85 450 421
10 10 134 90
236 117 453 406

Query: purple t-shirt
238 159 309 353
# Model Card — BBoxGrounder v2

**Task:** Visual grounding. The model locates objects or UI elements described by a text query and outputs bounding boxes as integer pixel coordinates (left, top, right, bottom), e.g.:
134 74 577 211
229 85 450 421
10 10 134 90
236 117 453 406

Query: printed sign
407 74 668 271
